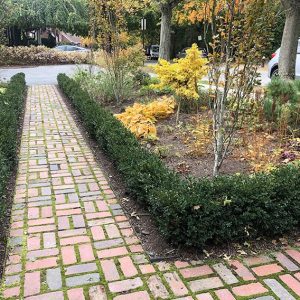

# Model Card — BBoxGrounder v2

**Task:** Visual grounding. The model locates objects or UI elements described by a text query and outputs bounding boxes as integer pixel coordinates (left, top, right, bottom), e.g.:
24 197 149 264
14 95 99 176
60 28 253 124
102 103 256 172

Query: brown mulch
149 112 250 179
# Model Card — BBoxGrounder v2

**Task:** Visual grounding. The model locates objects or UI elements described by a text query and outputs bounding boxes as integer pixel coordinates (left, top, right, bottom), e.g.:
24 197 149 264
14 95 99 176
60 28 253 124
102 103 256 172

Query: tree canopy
7 0 89 36
0 0 12 42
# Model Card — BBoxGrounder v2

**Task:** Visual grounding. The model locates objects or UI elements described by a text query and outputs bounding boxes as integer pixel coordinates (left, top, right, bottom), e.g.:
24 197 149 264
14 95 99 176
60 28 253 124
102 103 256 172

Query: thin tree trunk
279 0 300 79
13 27 21 46
213 93 225 177
159 3 172 61
212 0 235 177
37 29 42 45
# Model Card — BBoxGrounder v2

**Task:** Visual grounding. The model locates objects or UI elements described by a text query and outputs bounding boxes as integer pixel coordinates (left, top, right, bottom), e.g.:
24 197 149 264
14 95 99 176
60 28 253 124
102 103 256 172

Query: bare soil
108 96 298 179
149 112 250 178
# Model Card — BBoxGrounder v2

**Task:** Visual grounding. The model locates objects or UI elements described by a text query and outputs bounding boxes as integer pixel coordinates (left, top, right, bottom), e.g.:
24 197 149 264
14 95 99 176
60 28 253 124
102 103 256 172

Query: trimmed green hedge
58 73 300 248
0 73 26 214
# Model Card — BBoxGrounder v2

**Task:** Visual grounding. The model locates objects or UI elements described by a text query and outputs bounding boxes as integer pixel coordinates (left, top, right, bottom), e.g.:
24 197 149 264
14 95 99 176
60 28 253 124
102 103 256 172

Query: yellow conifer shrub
115 96 176 140
152 44 208 100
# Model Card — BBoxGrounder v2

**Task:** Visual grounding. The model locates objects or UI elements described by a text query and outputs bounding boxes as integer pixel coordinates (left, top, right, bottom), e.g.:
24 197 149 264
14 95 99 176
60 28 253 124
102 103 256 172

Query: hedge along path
2 85 300 300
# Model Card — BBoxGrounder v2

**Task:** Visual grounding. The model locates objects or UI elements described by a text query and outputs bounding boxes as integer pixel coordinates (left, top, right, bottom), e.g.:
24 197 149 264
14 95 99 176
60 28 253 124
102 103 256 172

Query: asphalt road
0 63 271 86
0 64 101 85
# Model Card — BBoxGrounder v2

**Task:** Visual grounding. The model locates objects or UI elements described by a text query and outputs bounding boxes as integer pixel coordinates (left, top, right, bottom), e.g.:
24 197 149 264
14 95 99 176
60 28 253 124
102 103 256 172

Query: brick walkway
2 85 300 299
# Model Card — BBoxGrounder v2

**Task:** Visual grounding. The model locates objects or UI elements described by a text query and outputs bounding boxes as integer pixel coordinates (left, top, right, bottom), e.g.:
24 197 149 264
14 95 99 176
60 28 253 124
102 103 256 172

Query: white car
149 45 159 60
55 45 90 52
268 39 300 78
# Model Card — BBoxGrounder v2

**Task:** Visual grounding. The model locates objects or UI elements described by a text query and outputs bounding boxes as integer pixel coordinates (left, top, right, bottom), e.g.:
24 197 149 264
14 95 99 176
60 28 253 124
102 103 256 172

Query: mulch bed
148 112 250 178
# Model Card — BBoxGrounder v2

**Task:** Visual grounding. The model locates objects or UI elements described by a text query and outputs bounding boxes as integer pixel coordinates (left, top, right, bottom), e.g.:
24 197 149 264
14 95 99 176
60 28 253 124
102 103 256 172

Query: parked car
55 45 90 52
149 45 159 60
176 47 208 59
268 39 300 78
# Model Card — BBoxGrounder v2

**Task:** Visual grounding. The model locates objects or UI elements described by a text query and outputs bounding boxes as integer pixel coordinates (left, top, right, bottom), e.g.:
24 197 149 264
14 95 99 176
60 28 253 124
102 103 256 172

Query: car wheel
271 67 279 78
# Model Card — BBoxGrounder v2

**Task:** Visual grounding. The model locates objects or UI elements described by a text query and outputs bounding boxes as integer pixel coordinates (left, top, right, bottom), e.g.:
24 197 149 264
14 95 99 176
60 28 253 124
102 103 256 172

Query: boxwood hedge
0 73 26 215
58 73 300 248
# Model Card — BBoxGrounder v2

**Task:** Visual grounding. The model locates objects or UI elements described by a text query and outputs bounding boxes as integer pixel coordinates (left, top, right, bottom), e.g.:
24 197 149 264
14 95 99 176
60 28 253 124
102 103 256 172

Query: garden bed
106 90 298 179
58 73 300 251
0 73 26 279
148 112 298 178
58 75 300 262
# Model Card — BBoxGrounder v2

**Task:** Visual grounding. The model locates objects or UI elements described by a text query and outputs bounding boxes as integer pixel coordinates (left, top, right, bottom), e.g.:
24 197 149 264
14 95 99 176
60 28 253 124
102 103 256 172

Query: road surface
0 64 100 85
0 63 271 86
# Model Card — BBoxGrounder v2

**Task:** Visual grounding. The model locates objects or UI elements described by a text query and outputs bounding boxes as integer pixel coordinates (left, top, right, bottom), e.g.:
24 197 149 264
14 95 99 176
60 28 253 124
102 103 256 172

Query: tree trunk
213 93 225 177
279 0 300 80
12 27 21 46
159 3 173 61
36 29 41 45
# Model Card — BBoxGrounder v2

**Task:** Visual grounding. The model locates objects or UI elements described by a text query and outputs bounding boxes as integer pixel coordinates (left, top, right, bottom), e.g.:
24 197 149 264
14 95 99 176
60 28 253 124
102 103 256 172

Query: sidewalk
2 85 300 300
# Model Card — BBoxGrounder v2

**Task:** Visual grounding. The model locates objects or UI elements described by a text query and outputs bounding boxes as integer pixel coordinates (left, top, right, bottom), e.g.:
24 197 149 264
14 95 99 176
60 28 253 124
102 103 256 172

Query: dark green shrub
267 78 298 102
294 80 300 92
139 77 173 96
0 73 26 215
264 78 300 126
133 70 151 86
58 73 300 248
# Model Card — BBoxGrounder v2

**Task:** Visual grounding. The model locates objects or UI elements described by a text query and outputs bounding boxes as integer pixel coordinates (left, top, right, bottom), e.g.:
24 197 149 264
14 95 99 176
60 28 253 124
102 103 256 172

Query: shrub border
58 73 300 248
0 46 89 67
0 73 26 277
0 73 26 210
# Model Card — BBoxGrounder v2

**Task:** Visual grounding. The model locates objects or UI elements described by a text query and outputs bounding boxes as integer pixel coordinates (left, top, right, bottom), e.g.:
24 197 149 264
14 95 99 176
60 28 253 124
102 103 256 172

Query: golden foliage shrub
152 44 208 100
115 96 176 140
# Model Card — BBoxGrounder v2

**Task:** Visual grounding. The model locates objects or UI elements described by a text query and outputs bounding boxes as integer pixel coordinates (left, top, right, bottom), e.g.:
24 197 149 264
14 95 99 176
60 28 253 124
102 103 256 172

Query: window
66 46 76 51
56 46 67 51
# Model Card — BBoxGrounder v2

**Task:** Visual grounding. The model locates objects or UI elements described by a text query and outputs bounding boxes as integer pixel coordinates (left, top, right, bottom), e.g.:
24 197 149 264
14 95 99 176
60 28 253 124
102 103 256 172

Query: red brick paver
2 85 300 300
